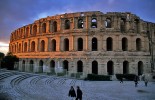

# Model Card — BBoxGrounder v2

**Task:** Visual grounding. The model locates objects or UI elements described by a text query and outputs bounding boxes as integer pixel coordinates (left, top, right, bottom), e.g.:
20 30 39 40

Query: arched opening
78 19 84 28
50 60 55 73
33 25 37 36
92 61 98 74
134 19 139 33
107 61 114 75
91 18 97 28
122 37 128 51
22 60 25 72
92 37 97 51
29 60 34 72
40 40 45 52
31 41 35 52
39 60 43 73
64 38 69 51
105 18 112 28
53 21 57 32
77 38 83 51
77 60 83 72
26 27 29 37
63 60 69 71
138 61 143 75
24 42 27 52
18 44 21 52
42 23 46 33
65 20 70 29
136 38 142 51
106 37 113 51
123 61 129 74
51 39 56 51
120 18 126 32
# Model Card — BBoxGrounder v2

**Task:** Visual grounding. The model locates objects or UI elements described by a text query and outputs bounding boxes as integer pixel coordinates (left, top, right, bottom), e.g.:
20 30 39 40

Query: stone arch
92 60 98 74
63 60 69 71
22 60 25 72
92 37 97 51
134 19 139 33
107 61 114 75
64 38 69 51
40 40 45 52
106 37 113 51
31 41 35 52
39 60 43 73
53 21 57 32
50 60 55 73
24 42 27 52
33 25 37 36
77 60 83 72
78 19 84 28
26 27 29 37
120 18 126 32
29 60 34 72
65 19 70 29
51 39 56 51
123 61 129 74
136 38 142 51
42 23 46 33
105 18 112 28
77 38 83 51
138 61 143 75
18 43 21 52
91 18 97 28
122 37 128 51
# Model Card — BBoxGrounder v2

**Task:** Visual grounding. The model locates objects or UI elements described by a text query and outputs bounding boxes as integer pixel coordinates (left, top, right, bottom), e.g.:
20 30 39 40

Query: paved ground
0 69 155 100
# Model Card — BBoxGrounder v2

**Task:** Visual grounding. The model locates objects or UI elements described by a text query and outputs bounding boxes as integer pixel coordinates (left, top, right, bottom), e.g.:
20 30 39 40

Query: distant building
9 11 155 78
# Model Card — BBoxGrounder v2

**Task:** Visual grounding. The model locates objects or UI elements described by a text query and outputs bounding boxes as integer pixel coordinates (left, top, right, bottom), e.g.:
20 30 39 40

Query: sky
0 0 155 54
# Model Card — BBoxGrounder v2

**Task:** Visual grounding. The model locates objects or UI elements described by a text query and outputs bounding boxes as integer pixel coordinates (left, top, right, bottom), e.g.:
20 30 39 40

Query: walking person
144 79 148 87
68 86 76 100
120 77 123 83
134 76 138 87
76 86 83 100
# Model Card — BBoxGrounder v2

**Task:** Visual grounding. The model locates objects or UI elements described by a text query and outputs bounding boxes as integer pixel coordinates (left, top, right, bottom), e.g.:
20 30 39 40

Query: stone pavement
0 69 155 100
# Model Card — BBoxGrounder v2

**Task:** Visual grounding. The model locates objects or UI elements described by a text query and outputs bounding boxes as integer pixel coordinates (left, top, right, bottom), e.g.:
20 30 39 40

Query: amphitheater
9 11 155 78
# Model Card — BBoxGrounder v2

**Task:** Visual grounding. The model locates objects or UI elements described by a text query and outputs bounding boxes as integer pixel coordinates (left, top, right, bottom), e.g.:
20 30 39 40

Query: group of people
68 86 82 100
134 75 148 87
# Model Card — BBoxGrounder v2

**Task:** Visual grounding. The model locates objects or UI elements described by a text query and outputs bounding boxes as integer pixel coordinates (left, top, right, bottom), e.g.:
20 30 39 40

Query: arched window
26 27 29 37
77 38 83 51
31 41 35 52
105 18 112 28
77 60 83 72
91 18 97 28
33 25 37 36
39 60 43 73
53 21 57 32
40 40 45 52
123 61 129 74
92 37 97 51
138 61 143 75
50 60 55 73
65 20 70 29
51 39 56 51
120 18 126 32
134 19 139 33
24 42 27 52
64 38 69 51
122 37 128 51
22 60 25 72
78 19 84 28
63 60 69 71
136 38 142 51
106 37 113 51
92 61 98 74
29 60 34 72
107 61 114 75
42 23 46 33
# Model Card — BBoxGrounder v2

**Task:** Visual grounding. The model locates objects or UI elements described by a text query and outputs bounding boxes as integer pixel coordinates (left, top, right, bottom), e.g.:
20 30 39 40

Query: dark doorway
92 61 98 74
63 60 69 71
138 61 143 75
77 60 83 72
77 38 83 51
107 61 113 75
123 61 129 74
92 37 97 51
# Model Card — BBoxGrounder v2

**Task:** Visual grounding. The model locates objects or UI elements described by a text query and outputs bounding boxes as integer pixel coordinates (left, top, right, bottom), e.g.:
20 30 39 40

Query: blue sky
0 0 155 54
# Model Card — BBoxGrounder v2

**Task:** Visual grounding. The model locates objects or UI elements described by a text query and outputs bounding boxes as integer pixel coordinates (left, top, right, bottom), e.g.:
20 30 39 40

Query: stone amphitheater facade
9 11 155 78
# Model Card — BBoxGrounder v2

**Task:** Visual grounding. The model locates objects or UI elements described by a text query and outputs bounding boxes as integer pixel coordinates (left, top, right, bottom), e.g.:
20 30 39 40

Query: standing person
134 76 138 87
68 86 76 100
76 86 83 100
120 77 123 83
144 79 148 87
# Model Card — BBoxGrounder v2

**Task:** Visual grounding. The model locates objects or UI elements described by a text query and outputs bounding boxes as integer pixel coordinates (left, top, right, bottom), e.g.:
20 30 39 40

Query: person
134 76 138 87
144 79 148 87
120 77 123 83
68 86 76 100
76 86 83 100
